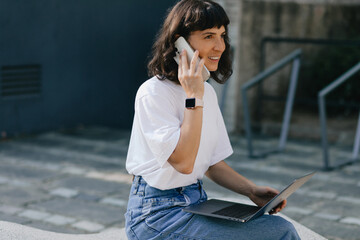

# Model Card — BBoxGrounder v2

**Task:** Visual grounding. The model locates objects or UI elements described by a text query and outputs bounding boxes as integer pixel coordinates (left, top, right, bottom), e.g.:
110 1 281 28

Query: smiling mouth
208 57 220 61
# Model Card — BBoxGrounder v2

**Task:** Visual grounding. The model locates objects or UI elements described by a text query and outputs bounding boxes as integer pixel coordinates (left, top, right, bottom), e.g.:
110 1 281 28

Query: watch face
185 98 196 108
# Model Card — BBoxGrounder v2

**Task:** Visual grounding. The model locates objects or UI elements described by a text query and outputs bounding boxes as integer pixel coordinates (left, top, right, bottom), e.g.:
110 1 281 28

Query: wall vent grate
1 64 41 100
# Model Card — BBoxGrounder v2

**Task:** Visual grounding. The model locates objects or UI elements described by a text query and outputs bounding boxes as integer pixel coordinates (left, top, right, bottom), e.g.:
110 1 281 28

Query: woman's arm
206 160 287 214
168 50 205 174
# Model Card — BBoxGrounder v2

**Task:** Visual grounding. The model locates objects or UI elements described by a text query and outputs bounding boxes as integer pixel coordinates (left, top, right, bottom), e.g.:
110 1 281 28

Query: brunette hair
147 0 232 84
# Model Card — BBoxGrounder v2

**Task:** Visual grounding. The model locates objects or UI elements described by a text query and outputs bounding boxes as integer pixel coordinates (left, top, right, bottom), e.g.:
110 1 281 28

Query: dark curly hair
147 0 232 84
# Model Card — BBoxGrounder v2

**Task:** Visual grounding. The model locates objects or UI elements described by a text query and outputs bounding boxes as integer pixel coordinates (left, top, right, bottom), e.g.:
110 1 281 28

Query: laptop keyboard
212 204 260 219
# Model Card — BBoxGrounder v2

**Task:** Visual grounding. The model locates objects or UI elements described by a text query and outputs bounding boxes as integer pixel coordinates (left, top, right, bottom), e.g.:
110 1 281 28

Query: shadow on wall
0 0 177 137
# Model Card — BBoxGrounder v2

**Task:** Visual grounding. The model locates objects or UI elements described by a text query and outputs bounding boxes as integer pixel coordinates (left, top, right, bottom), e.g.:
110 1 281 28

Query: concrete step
0 218 326 240
0 221 127 240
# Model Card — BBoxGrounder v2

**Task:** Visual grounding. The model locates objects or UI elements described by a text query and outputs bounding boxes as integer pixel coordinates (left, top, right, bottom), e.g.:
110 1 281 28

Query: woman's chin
205 65 218 72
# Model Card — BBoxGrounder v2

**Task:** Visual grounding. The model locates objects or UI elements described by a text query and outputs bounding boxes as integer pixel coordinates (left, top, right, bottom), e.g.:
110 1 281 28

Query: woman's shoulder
204 81 217 97
137 76 182 99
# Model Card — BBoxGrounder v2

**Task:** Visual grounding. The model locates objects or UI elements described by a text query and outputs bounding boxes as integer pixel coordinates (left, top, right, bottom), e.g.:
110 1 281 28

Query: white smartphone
174 36 210 81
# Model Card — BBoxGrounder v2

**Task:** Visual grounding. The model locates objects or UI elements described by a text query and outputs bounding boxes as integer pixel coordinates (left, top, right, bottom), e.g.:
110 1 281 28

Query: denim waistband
132 175 204 196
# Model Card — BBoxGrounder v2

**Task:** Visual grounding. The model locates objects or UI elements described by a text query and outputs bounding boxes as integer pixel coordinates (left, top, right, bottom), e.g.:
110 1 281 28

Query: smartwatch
185 98 204 109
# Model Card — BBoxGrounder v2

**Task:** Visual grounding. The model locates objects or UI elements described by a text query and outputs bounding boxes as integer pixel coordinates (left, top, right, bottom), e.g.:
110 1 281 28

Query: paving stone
340 217 360 226
30 198 124 225
28 221 84 234
18 210 51 221
43 214 77 226
100 197 127 207
346 165 360 173
1 142 122 171
312 173 332 182
311 182 360 198
52 176 122 195
0 186 49 205
299 214 360 240
314 212 341 221
42 163 63 171
0 163 58 181
100 227 125 234
316 200 360 218
62 166 87 175
305 191 337 199
38 132 128 158
11 142 121 165
72 220 104 232
9 179 33 188
0 205 23 215
75 193 101 202
15 159 63 172
282 207 312 216
0 212 30 225
50 188 79 198
0 175 9 184
0 147 63 165
336 196 360 205
332 177 357 185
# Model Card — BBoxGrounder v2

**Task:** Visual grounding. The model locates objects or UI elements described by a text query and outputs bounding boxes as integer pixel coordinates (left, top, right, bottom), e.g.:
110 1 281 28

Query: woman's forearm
168 107 203 174
168 49 205 174
206 160 256 198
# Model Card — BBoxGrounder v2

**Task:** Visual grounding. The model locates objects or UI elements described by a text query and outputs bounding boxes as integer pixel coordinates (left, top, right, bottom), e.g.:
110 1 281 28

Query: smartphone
174 36 210 81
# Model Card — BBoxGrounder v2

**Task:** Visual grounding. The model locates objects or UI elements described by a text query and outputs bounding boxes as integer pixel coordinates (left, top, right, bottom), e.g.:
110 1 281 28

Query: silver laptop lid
249 171 316 220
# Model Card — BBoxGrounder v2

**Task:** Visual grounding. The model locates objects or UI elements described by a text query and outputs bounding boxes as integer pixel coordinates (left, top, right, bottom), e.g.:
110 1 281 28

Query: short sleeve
210 107 233 166
135 94 181 168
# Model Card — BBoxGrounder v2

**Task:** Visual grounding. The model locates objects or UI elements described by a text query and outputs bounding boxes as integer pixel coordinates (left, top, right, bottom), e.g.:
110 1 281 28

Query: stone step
0 218 326 240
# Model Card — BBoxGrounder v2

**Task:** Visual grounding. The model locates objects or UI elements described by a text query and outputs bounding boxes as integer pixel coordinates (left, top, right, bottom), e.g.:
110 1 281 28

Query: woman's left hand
249 186 287 214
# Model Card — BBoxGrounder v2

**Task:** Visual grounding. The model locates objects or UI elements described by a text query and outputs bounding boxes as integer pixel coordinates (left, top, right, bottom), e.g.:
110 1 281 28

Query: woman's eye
205 35 212 39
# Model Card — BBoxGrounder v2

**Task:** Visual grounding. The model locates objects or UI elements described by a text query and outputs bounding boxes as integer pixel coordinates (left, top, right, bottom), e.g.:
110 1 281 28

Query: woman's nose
214 37 225 52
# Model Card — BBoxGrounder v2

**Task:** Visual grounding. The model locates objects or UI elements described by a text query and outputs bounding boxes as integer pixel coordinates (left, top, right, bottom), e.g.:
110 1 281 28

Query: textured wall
0 0 176 136
217 0 360 135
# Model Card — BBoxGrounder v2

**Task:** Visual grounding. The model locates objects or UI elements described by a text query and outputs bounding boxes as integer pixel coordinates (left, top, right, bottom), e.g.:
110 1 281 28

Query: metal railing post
279 58 301 151
242 49 302 158
318 61 360 169
352 112 360 160
318 96 330 169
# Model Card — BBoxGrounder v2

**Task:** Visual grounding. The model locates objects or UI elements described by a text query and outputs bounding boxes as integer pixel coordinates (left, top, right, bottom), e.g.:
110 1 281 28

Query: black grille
1 64 41 99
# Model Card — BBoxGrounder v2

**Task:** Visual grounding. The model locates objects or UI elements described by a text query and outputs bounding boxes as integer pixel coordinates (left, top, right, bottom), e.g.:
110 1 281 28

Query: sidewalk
0 126 359 240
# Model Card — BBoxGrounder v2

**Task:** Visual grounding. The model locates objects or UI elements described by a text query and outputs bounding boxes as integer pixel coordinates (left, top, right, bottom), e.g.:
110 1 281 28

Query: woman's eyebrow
201 31 227 35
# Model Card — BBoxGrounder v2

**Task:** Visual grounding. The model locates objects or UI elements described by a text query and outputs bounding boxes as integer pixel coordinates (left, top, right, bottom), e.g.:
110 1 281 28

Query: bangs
183 1 230 34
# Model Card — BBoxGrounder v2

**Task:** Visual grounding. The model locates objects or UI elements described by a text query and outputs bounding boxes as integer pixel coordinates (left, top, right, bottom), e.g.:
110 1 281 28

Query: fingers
181 50 188 74
179 49 202 76
269 200 287 215
196 58 205 77
178 50 205 79
189 50 200 74
178 52 182 76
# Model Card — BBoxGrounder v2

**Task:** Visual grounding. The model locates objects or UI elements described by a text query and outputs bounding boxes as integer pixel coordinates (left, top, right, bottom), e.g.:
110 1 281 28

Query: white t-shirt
126 76 233 190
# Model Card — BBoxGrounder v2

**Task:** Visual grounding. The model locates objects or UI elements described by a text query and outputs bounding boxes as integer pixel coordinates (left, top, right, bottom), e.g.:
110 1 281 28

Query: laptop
183 171 316 222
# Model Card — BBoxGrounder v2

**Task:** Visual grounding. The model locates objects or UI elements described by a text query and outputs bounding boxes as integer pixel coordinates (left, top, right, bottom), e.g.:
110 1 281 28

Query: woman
125 0 300 239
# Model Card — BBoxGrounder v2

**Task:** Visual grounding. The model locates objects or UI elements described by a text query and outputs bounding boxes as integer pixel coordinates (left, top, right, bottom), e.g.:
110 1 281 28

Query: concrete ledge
0 221 127 240
280 214 328 240
0 217 327 240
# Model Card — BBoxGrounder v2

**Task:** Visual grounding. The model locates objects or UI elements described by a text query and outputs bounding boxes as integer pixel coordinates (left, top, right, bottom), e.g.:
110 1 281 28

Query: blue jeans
125 176 300 240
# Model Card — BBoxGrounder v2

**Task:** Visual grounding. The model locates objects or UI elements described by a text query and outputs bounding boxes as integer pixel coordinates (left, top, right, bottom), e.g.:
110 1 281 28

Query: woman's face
187 26 226 72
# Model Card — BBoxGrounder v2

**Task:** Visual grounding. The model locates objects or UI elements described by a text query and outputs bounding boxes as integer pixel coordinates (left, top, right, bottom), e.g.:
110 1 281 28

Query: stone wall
215 0 360 142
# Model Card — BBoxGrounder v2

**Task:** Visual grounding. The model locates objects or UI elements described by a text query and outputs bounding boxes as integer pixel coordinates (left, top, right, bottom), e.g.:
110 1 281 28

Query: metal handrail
242 49 302 158
318 61 360 170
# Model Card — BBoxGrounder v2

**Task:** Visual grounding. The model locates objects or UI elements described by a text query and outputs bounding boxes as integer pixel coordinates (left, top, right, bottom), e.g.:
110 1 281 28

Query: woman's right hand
178 49 205 99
